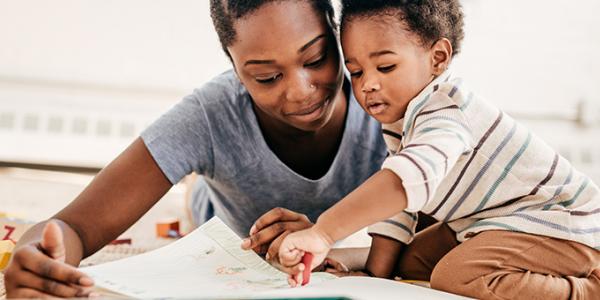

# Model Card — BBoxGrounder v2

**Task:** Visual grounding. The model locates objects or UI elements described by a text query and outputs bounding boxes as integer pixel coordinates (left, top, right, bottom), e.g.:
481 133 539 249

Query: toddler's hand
241 207 312 265
278 227 333 287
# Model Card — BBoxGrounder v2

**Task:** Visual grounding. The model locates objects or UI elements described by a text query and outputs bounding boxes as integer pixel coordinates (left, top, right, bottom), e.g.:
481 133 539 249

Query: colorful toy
109 238 132 245
0 239 16 270
156 219 181 238
301 252 314 286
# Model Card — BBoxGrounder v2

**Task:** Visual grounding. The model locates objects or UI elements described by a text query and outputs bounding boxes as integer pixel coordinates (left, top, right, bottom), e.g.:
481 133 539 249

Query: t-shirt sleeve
140 91 215 184
368 211 418 244
382 92 474 213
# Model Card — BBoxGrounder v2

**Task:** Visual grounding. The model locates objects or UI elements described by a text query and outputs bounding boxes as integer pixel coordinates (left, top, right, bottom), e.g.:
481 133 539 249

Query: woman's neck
255 89 348 179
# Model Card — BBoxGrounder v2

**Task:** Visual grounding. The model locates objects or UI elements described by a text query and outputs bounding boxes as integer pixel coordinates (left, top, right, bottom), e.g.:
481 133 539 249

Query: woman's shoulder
177 69 254 126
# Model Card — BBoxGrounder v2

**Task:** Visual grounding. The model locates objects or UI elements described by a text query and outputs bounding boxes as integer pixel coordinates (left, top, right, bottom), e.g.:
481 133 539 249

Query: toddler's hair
341 0 464 56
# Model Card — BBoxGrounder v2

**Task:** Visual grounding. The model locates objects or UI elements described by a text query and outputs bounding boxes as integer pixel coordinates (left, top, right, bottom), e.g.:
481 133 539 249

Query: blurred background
0 0 599 225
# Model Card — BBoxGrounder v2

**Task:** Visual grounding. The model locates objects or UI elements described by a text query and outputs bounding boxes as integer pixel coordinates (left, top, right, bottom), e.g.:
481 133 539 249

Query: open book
81 217 468 299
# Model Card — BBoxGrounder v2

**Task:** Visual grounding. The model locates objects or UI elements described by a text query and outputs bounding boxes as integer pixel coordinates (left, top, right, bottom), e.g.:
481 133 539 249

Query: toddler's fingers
279 251 292 265
280 249 303 266
292 272 302 288
287 275 298 287
284 261 305 275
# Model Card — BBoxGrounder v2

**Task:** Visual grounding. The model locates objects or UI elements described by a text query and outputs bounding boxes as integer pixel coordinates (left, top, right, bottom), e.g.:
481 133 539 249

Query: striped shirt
368 71 600 250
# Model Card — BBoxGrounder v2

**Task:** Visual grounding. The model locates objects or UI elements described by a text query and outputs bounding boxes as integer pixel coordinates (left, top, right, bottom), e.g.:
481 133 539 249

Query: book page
81 217 335 299
260 276 471 299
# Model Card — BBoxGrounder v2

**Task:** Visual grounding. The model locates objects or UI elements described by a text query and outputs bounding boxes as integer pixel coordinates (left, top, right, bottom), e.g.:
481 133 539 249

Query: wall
0 0 598 180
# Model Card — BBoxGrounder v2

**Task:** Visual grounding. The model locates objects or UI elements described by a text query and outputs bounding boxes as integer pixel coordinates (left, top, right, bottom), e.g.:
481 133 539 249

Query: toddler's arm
279 169 408 286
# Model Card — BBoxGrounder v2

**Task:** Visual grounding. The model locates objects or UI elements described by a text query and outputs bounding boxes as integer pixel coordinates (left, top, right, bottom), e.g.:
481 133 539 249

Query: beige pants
396 222 600 300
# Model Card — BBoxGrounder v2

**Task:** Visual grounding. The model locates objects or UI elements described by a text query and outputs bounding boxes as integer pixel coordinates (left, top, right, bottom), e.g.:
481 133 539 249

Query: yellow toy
0 239 16 270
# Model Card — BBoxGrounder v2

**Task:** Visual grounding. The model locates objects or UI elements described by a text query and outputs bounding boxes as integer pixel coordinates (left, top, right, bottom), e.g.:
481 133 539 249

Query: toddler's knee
430 258 467 295
431 260 521 299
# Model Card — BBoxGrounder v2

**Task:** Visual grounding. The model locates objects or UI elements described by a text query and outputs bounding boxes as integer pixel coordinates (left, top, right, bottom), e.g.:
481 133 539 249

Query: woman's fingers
242 208 312 254
15 246 93 286
265 230 291 263
6 287 58 299
8 269 92 298
40 221 66 262
249 207 310 235
5 244 95 298
243 220 312 251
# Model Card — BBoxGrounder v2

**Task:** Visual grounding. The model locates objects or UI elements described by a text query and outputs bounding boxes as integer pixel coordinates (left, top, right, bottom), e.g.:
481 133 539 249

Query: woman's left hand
241 207 313 264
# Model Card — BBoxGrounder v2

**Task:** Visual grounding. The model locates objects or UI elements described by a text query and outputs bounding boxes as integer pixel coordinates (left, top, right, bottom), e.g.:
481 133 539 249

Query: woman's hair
210 0 336 61
340 0 464 56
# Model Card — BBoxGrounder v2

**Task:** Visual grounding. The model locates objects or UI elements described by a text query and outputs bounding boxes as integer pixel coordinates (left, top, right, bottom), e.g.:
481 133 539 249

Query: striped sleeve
368 211 418 244
382 92 474 212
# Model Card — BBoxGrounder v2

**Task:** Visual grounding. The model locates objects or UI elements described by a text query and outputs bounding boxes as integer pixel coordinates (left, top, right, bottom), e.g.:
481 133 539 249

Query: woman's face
227 1 344 132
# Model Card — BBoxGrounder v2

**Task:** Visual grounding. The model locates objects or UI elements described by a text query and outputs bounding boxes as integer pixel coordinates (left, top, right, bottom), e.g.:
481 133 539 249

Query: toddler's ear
430 38 453 76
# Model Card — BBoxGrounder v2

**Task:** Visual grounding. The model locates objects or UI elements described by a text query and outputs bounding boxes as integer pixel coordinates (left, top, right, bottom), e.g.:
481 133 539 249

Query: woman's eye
305 53 327 68
377 65 396 73
255 73 282 84
349 70 363 78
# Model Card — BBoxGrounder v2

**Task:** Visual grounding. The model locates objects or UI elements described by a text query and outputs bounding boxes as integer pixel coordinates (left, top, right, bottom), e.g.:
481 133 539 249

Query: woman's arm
54 137 173 257
4 137 173 298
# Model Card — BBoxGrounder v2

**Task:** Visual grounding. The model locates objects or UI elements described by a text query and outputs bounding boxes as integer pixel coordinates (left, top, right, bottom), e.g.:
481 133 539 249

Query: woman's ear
430 38 453 76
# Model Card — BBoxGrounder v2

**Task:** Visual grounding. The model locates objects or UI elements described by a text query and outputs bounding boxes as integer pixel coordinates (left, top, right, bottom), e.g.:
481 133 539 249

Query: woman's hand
241 207 313 265
4 221 95 298
278 226 334 287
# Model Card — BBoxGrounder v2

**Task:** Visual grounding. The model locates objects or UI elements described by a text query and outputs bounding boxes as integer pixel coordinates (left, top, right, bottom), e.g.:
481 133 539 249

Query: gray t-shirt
141 70 387 236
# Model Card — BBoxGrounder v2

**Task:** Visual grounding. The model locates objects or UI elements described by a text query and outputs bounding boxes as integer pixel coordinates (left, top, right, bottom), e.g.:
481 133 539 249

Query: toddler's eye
349 70 363 78
377 65 396 73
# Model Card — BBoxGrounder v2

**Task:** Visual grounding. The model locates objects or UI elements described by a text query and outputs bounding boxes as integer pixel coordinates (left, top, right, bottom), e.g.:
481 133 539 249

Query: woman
4 0 386 298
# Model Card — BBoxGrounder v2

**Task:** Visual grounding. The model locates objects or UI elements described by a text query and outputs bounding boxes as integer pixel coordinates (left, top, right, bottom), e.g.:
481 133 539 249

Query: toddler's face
342 15 436 124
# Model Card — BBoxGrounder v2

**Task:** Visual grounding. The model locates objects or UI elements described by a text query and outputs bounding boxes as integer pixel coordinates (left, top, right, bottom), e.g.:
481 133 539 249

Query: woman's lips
288 99 330 122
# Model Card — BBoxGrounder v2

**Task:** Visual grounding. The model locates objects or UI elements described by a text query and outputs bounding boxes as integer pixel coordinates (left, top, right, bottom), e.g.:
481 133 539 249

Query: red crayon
301 252 314 286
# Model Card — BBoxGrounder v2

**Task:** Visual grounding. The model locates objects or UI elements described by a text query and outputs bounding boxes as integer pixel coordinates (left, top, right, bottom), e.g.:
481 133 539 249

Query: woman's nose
286 72 316 103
